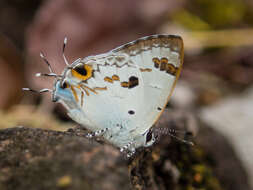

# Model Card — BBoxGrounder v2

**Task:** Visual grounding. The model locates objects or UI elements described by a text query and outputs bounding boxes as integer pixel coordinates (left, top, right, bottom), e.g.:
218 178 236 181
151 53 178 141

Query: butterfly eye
74 66 87 75
71 64 92 81
61 81 69 89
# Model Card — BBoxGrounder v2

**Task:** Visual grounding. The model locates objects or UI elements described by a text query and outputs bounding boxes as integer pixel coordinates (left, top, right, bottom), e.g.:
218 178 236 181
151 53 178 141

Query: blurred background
0 0 253 189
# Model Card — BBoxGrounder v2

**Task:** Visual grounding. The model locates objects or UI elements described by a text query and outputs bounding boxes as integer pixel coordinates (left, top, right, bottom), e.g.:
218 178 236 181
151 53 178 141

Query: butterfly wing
74 52 145 138
111 34 184 135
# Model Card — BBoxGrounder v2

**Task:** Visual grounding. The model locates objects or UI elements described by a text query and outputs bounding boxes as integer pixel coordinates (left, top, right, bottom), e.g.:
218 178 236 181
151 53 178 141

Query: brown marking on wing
121 76 139 89
112 75 120 81
93 87 107 91
166 64 178 76
140 68 152 72
152 57 160 68
161 57 168 64
160 62 167 71
153 57 179 76
80 84 97 94
121 82 129 88
160 57 168 71
104 76 113 83
80 84 107 96
81 91 84 107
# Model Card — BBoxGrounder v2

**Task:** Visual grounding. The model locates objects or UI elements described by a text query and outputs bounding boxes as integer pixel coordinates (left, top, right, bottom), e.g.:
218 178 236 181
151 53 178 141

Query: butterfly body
50 34 184 153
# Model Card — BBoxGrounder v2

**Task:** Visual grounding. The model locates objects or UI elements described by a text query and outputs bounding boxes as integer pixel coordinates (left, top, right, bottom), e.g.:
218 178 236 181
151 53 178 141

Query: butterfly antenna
40 52 53 73
37 52 61 78
22 88 52 94
62 37 70 66
154 128 194 146
35 73 61 78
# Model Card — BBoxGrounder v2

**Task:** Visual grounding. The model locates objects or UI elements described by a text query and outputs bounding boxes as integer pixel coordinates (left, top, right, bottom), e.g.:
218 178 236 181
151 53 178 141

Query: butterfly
23 34 184 157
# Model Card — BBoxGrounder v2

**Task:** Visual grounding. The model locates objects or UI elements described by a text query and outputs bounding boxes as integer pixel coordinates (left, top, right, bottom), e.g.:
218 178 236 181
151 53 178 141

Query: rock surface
0 110 251 190
0 126 129 190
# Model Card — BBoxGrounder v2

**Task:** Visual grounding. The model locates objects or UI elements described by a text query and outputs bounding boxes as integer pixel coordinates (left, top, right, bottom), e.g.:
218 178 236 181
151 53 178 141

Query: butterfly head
52 60 94 103
24 37 97 111
52 79 74 103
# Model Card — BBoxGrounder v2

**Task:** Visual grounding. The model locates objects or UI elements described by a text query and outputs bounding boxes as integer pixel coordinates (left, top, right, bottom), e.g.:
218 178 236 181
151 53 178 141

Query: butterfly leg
86 128 109 138
119 142 137 157
120 142 133 152
126 148 136 158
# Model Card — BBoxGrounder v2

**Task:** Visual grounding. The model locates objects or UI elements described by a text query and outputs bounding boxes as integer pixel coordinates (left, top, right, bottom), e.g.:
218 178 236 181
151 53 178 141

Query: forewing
112 34 184 134
73 35 183 143
75 51 144 138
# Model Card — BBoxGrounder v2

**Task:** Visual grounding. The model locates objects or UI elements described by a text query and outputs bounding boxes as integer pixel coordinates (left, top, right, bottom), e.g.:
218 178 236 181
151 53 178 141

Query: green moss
169 143 223 190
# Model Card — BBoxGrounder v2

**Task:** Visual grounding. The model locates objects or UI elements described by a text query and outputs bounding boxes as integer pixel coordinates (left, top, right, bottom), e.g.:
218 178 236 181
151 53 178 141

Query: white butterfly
24 34 184 156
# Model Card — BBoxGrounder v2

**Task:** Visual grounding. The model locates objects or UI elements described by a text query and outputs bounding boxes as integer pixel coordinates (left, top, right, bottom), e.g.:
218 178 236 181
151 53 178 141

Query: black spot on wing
121 76 139 89
128 76 139 88
128 110 135 115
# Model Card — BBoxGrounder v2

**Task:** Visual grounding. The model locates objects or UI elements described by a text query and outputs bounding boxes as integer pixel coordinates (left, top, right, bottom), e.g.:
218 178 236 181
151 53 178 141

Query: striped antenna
40 52 54 73
22 88 52 94
35 73 62 78
38 52 60 78
62 37 69 66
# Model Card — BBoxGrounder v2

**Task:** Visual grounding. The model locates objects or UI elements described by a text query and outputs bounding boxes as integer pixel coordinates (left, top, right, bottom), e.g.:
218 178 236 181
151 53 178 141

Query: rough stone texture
0 110 251 190
0 126 129 190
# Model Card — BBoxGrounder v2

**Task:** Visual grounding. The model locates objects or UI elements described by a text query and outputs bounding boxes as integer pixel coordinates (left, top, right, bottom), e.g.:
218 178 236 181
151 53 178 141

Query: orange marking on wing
93 87 107 91
153 57 178 76
121 82 129 88
112 75 120 81
152 57 160 68
166 64 177 76
160 62 167 71
70 86 79 102
80 84 107 95
104 76 113 83
161 57 168 64
160 57 168 71
81 91 84 107
80 84 97 94
140 68 152 72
